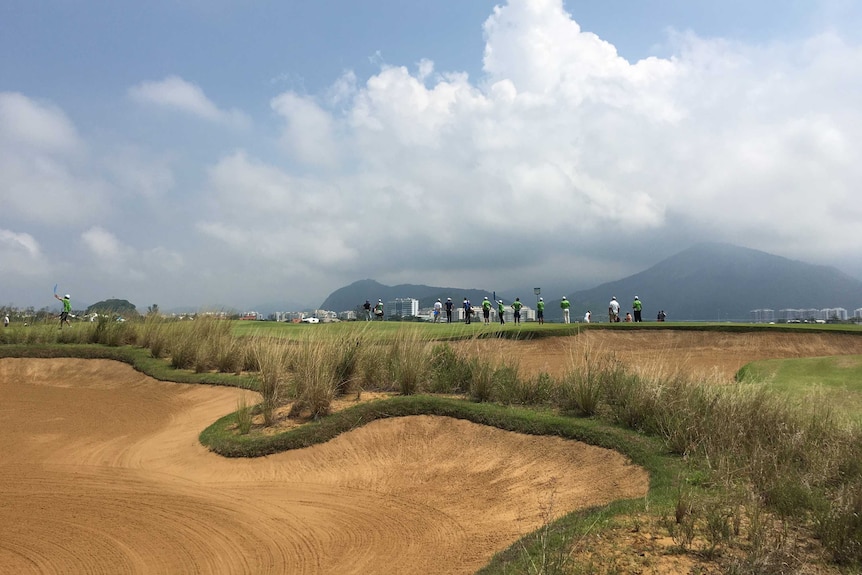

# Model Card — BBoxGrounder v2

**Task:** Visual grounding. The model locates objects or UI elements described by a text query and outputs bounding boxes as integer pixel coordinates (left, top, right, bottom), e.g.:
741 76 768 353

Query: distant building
750 309 775 323
387 298 419 319
822 308 848 321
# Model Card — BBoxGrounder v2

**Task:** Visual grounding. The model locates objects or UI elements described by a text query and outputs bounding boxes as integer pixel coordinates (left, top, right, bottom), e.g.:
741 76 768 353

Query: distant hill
319 279 511 313
86 298 140 317
566 243 862 321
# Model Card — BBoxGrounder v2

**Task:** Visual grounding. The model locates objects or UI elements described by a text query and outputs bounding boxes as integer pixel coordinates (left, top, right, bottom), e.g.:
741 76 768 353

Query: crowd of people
364 294 665 324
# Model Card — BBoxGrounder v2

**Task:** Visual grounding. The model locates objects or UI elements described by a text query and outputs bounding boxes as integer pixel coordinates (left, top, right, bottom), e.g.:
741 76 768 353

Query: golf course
2 320 862 574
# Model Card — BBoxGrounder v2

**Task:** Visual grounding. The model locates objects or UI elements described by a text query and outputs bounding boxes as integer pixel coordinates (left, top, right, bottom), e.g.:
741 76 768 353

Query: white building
822 308 848 321
750 309 775 323
387 298 420 319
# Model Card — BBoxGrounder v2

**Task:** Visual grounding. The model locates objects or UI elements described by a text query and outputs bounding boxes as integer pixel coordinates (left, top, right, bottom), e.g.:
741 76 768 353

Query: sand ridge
0 357 648 575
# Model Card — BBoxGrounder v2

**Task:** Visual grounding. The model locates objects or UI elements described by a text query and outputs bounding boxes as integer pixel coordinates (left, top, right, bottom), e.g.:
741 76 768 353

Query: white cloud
0 229 46 278
81 226 184 283
0 93 110 225
128 76 250 128
270 93 339 168
0 92 82 152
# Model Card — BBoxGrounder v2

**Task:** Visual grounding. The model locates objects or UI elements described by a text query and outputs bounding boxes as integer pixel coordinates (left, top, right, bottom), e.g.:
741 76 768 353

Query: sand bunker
456 330 862 381
0 358 648 575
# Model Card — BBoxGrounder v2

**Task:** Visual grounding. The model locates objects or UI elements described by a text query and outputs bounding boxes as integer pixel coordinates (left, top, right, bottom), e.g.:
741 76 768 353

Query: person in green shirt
560 296 571 324
536 297 545 324
55 293 72 328
511 297 523 324
497 300 505 324
632 296 643 322
481 297 492 324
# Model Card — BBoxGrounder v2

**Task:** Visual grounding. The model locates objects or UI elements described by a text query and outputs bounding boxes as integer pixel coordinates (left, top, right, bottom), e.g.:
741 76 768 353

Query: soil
1 330 860 574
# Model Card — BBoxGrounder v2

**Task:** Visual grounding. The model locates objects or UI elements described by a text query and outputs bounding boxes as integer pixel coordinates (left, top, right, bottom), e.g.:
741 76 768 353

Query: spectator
632 296 643 322
560 296 571 324
511 297 523 324
608 296 620 323
445 298 454 323
482 297 492 325
433 299 443 323
537 297 545 324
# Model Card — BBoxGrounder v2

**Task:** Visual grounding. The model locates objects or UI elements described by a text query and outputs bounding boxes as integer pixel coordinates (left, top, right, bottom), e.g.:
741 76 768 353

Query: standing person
497 300 505 324
445 297 454 323
374 299 384 320
511 297 523 324
3 314 9 327
632 296 643 322
481 297 492 324
584 310 591 323
608 296 620 323
55 293 72 328
536 297 545 324
560 296 571 324
463 298 472 324
433 299 443 323
363 300 372 321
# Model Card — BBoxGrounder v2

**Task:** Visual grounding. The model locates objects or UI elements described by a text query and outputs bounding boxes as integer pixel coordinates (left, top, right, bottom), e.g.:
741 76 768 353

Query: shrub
556 369 602 416
428 343 472 394
332 338 362 396
235 396 253 435
288 339 335 419
469 358 496 403
494 363 552 406
254 336 290 425
387 327 429 396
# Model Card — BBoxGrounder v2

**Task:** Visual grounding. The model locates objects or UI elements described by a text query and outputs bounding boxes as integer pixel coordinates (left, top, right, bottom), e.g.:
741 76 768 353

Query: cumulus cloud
205 0 858 289
129 76 250 128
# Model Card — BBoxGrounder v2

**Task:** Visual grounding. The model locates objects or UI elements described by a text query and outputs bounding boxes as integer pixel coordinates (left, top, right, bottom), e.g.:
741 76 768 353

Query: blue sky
2 0 862 311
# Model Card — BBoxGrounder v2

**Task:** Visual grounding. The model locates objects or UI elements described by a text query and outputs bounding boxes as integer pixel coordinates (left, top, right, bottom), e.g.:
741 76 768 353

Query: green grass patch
737 355 862 416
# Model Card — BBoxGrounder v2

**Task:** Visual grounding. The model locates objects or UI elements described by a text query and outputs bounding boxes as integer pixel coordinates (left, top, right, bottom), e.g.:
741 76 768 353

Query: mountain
319 279 512 313
565 243 862 321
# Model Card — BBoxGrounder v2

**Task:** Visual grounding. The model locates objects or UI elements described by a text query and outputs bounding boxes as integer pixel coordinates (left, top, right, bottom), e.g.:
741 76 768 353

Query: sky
2 0 862 312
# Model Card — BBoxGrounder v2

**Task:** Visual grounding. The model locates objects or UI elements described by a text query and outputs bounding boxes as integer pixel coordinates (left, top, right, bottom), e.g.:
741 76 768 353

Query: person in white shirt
608 296 620 322
433 299 443 323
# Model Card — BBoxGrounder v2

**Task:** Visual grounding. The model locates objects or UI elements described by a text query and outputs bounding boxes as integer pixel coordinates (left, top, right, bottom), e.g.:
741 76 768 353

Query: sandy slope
456 330 862 381
0 358 648 575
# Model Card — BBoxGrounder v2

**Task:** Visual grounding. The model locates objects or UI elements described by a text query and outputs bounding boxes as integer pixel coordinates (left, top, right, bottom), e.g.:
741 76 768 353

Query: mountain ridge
318 243 862 321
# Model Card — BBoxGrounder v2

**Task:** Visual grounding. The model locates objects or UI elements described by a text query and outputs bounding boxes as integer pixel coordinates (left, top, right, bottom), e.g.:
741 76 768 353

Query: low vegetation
3 316 862 573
